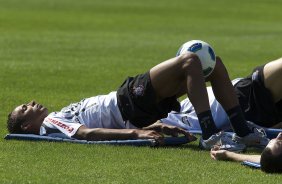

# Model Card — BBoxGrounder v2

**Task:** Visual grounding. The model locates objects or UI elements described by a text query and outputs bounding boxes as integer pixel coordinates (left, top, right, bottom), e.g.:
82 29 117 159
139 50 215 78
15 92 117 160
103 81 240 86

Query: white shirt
40 92 136 137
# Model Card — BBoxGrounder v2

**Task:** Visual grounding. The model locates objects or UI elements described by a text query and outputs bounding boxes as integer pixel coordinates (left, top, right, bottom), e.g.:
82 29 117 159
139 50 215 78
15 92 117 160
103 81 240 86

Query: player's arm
73 125 164 142
210 146 261 162
143 121 197 142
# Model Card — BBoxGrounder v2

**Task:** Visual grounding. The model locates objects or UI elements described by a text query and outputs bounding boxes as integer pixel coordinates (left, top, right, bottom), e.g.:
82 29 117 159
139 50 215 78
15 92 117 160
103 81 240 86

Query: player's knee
178 52 199 62
178 53 202 72
276 58 282 69
266 58 282 77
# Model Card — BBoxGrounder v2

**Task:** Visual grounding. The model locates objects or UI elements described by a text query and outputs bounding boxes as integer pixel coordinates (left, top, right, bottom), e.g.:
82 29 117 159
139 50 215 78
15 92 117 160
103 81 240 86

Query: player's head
260 132 282 173
7 100 48 134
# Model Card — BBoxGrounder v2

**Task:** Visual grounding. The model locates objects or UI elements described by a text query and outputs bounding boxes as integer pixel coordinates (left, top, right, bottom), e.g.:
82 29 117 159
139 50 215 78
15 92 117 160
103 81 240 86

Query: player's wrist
224 151 232 159
131 129 141 139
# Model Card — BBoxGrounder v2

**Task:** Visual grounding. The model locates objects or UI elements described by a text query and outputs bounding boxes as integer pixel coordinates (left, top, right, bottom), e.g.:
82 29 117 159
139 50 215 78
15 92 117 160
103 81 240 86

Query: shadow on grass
153 142 202 151
154 141 264 155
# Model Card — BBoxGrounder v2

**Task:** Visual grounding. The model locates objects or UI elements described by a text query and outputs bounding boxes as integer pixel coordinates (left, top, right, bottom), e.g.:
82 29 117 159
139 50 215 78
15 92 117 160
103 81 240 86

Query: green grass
1 0 282 183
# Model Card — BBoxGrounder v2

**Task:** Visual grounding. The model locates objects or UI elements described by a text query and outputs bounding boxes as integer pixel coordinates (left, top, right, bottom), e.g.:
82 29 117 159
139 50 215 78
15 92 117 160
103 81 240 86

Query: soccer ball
176 40 216 77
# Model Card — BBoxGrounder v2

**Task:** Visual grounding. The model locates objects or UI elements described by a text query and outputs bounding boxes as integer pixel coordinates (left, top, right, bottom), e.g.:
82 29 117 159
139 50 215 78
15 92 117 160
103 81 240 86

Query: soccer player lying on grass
162 57 282 138
210 132 282 173
7 52 266 151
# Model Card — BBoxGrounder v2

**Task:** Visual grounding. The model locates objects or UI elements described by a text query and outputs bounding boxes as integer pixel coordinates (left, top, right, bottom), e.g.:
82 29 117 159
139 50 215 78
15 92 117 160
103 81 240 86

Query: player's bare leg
264 58 282 103
263 58 282 128
207 57 240 110
150 52 210 114
150 53 225 147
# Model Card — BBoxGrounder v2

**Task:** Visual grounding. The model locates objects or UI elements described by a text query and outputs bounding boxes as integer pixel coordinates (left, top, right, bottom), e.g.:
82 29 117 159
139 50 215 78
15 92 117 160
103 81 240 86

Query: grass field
1 0 282 183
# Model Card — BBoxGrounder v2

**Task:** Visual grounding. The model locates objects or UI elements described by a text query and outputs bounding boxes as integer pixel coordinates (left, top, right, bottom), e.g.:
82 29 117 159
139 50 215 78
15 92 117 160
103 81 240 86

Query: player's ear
21 121 31 131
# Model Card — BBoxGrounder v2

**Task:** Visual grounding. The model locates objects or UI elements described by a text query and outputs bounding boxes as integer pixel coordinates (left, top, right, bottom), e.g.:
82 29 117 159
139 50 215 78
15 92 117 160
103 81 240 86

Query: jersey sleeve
43 114 83 138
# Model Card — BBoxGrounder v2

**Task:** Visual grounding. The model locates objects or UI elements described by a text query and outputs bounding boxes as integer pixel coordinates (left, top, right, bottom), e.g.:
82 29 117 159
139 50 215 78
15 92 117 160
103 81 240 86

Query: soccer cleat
232 127 270 149
199 132 246 152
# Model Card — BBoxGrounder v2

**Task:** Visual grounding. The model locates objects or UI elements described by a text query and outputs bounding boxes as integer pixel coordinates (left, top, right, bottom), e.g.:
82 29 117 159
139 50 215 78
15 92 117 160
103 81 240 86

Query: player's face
266 132 282 155
12 100 48 127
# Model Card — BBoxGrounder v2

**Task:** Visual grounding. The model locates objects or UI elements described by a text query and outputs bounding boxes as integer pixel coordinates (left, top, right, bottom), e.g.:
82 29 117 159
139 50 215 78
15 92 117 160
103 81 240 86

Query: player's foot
199 132 246 152
232 127 270 149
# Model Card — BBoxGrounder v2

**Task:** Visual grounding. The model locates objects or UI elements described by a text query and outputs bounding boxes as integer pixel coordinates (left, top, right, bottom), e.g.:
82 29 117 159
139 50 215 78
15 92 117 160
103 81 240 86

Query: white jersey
161 78 242 131
39 92 136 137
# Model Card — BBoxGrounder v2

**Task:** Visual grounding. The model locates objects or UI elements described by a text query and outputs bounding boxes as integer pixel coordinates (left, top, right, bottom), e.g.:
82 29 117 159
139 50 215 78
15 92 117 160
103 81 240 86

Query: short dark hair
7 112 26 134
261 147 282 173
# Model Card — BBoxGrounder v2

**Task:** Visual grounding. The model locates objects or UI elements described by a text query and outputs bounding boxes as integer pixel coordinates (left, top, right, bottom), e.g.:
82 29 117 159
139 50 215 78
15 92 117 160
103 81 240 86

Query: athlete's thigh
149 54 197 99
264 58 282 102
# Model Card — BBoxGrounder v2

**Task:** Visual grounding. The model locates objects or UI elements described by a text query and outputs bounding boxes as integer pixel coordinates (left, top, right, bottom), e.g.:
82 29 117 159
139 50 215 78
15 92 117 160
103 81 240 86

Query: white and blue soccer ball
176 40 216 77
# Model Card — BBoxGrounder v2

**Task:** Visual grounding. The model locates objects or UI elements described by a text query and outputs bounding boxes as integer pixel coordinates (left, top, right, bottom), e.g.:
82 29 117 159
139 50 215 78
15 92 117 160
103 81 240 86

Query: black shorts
116 72 180 128
234 65 282 127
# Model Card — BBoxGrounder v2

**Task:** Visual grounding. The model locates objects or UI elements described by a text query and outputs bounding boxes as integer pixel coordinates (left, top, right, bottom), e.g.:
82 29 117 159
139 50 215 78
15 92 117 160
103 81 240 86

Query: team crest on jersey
132 85 145 96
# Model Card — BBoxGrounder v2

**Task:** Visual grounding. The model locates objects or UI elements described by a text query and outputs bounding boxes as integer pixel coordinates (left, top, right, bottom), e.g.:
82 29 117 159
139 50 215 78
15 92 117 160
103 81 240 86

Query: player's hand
133 129 164 145
160 124 197 142
210 145 229 160
143 122 197 142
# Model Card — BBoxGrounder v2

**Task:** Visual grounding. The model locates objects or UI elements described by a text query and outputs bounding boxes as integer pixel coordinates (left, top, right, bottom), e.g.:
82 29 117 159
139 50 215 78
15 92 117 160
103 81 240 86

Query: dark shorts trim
234 65 282 127
116 72 180 128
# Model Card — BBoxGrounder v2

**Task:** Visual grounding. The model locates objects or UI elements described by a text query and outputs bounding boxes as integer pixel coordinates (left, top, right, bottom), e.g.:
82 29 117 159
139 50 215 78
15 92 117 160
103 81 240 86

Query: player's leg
210 57 270 148
150 53 220 141
263 58 282 103
117 53 215 130
208 56 252 137
150 54 247 151
263 58 282 126
150 53 210 114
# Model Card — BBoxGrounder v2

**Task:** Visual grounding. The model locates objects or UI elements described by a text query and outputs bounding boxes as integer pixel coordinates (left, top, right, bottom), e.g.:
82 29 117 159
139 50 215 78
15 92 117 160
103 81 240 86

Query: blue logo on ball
208 47 215 61
188 43 202 53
